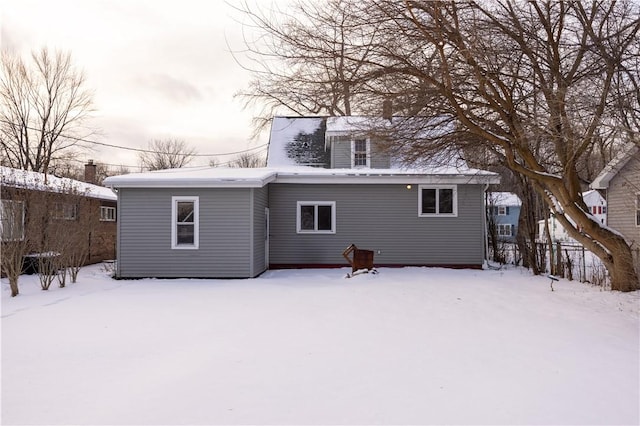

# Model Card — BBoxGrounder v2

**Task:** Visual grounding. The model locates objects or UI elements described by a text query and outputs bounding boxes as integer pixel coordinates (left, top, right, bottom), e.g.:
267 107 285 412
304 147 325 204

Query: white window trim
418 185 458 217
171 196 199 249
497 223 513 237
497 206 507 216
1 200 25 242
100 206 116 222
296 201 336 234
350 138 370 168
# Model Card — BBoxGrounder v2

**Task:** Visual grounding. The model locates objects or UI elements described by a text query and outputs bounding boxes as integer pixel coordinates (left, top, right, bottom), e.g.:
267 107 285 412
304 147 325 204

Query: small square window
53 203 77 220
497 206 507 216
419 186 457 217
297 202 336 233
100 206 116 221
497 224 512 236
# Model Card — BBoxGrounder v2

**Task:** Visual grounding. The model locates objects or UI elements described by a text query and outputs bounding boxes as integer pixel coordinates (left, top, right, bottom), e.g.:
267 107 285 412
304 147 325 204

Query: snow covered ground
2 264 639 425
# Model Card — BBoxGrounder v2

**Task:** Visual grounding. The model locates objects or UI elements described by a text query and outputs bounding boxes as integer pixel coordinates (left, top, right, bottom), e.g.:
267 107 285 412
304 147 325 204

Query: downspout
483 184 490 268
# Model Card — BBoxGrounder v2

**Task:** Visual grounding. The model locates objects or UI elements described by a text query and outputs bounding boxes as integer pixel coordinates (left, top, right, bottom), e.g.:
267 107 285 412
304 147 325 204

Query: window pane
354 139 367 152
300 205 315 230
317 205 333 230
177 202 194 223
439 189 453 214
177 224 194 244
354 153 367 166
422 189 436 214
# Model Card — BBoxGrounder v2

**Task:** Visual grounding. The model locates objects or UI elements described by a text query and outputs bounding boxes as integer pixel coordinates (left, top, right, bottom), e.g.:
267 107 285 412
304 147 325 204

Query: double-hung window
172 196 199 249
100 206 116 221
351 138 370 168
418 185 457 217
0 200 25 241
297 201 336 233
497 206 507 216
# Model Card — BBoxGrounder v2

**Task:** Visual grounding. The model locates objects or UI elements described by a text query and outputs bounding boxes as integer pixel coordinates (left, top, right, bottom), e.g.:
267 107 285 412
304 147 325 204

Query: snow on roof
104 165 500 188
1 166 117 201
590 143 639 189
489 192 521 206
267 117 326 167
103 166 278 188
582 189 605 206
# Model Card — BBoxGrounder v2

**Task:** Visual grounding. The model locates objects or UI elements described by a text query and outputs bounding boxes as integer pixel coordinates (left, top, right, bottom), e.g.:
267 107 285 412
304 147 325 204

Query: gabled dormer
267 116 392 169
324 116 391 169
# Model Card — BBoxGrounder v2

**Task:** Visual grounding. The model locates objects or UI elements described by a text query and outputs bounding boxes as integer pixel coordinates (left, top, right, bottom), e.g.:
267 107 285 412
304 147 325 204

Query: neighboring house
104 116 500 279
537 190 607 242
0 162 117 265
487 192 521 242
590 143 640 249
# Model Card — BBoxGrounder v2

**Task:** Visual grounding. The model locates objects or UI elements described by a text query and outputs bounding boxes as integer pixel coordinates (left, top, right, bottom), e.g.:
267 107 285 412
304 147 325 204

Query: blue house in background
488 192 521 242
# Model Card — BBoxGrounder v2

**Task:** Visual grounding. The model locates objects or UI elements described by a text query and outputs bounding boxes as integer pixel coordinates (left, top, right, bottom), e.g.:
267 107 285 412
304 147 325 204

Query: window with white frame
0 200 25 241
351 138 369 168
418 185 457 217
171 196 199 249
297 201 336 233
497 224 513 237
100 206 116 221
497 206 507 215
53 203 77 220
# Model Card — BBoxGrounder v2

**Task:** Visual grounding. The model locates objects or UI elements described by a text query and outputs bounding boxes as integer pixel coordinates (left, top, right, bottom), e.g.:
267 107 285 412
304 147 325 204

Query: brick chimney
84 160 97 184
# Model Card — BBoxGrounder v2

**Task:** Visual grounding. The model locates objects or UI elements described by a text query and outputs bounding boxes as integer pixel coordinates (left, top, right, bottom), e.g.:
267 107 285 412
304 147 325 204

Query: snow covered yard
2 264 639 425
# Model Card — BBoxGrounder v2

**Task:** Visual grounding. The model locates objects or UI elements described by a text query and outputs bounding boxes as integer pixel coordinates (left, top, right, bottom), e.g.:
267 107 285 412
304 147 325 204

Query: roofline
105 170 499 188
273 172 500 185
590 144 639 189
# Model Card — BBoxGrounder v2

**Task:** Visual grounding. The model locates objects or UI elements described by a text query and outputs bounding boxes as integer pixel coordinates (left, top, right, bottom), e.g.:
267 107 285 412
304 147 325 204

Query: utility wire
0 118 268 157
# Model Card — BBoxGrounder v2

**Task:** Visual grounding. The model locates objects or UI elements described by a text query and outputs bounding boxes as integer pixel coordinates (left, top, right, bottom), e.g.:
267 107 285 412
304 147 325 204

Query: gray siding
268 183 485 266
251 186 269 276
607 153 640 246
331 138 351 168
117 188 254 278
330 138 391 169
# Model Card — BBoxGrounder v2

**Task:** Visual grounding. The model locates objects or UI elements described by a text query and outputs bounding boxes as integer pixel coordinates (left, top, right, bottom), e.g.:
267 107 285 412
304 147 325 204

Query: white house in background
537 190 607 242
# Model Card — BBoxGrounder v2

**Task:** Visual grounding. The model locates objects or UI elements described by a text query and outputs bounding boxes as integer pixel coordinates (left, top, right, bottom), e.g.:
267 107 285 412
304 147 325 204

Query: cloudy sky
2 0 273 170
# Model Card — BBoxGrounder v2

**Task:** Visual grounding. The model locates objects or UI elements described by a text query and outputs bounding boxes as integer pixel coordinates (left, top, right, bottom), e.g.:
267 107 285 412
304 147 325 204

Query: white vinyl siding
296 201 336 234
418 185 458 217
171 196 199 249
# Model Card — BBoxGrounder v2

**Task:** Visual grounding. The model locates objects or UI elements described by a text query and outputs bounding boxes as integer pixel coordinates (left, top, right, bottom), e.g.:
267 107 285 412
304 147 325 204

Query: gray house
590 144 640 250
104 116 499 278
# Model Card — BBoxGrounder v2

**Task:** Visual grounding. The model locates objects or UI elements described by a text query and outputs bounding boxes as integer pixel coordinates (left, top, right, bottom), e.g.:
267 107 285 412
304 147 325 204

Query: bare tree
138 139 196 171
0 48 94 174
233 0 384 134
363 0 639 290
0 197 28 296
229 152 265 168
240 0 640 290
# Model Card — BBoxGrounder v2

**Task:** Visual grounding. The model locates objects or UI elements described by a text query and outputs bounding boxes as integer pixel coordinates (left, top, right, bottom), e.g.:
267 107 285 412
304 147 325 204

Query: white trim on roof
590 144 639 189
104 166 500 188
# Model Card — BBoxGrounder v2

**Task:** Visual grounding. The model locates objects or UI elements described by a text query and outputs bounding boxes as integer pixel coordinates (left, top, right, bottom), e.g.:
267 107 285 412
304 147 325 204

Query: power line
0 118 269 157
